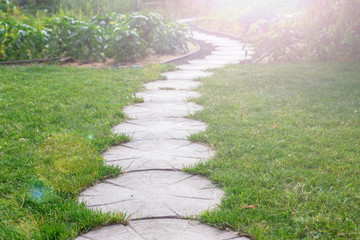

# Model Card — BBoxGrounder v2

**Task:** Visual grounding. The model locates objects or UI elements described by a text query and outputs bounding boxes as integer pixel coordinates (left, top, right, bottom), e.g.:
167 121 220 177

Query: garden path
76 30 251 239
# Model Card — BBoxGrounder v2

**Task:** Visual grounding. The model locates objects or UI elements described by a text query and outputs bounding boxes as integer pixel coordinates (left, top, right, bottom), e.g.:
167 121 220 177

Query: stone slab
211 50 246 56
162 70 213 80
112 118 207 141
79 171 223 218
103 139 215 171
188 59 239 65
215 46 246 52
124 102 203 119
144 80 202 90
76 219 248 240
136 90 200 102
177 63 221 71
205 55 245 61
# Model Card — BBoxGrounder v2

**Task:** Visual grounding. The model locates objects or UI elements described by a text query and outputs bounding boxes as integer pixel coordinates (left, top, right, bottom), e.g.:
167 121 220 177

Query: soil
167 39 216 65
61 43 200 69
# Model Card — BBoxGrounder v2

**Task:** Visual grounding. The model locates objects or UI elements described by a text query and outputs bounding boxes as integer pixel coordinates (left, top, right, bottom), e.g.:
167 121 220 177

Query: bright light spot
29 187 45 202
28 181 53 203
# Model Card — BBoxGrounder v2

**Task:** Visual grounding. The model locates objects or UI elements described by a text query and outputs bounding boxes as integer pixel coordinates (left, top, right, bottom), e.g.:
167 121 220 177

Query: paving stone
211 42 243 48
177 63 222 71
79 170 223 218
103 139 215 171
205 55 245 61
136 90 200 102
162 70 213 80
144 79 202 90
112 118 207 141
76 219 248 240
215 46 246 52
188 59 239 65
76 29 253 240
211 50 246 56
124 102 203 119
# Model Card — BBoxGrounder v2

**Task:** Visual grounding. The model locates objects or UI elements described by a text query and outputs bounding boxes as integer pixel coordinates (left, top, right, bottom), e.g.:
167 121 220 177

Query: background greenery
0 1 191 62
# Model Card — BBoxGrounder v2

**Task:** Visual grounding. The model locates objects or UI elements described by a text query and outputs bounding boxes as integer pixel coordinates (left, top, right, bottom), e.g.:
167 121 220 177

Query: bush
45 16 106 62
0 19 48 60
246 0 360 62
1 11 192 62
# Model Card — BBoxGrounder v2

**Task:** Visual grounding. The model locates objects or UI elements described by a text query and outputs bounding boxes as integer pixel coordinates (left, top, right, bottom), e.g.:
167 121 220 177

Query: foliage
0 19 47 60
45 16 106 62
13 0 137 15
0 11 191 62
189 63 360 239
246 0 360 62
0 0 15 14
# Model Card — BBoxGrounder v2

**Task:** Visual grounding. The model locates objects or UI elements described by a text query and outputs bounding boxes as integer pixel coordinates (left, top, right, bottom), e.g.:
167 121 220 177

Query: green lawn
189 63 360 239
0 64 173 239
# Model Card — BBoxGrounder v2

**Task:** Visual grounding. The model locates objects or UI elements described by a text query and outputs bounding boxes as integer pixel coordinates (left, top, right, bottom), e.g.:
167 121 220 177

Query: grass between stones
0 64 174 239
188 63 360 239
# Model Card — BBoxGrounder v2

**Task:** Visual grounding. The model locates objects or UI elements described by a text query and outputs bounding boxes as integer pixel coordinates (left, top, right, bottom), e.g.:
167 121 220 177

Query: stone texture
162 70 213 80
177 63 221 71
144 79 201 90
79 170 224 218
215 46 246 52
205 55 245 61
113 118 207 141
188 58 239 65
136 90 200 102
124 102 203 119
76 219 248 240
103 140 215 171
76 29 252 240
211 50 247 56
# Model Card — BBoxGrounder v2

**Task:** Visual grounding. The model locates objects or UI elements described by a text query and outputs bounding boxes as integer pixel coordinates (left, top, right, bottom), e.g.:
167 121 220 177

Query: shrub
1 11 192 62
246 0 360 62
0 19 47 60
45 16 106 62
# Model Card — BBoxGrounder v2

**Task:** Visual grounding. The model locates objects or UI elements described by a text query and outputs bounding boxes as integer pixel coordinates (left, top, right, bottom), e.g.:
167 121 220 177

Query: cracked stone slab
162 70 213 80
79 171 223 218
103 139 215 171
113 118 207 141
76 219 249 240
144 80 202 90
136 90 200 102
124 102 203 119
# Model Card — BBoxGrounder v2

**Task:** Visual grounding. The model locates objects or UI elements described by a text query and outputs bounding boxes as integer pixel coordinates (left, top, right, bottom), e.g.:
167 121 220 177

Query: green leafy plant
0 19 47 61
45 16 106 62
1 11 192 62
107 24 146 62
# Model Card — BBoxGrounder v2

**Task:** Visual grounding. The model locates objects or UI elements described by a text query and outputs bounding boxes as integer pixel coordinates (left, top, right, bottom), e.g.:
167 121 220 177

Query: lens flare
28 180 52 203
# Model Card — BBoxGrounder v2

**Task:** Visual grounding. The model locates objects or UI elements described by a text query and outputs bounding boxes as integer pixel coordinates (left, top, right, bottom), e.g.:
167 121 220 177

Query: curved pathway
76 31 251 239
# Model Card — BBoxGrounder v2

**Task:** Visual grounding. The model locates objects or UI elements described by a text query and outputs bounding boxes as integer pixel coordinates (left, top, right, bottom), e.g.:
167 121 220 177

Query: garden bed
61 42 199 68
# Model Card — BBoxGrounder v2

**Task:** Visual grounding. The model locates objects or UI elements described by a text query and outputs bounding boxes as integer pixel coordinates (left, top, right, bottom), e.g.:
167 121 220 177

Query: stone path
76 31 251 240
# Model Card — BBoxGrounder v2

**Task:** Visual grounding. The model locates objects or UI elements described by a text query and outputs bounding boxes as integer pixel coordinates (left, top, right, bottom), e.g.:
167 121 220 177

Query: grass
0 63 174 239
188 63 360 239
